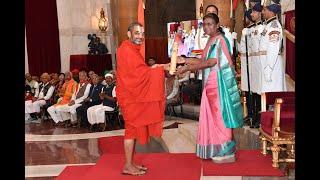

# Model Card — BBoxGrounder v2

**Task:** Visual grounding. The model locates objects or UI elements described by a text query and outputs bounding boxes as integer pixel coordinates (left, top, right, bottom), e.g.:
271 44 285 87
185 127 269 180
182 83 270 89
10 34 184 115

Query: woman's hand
177 56 186 64
176 65 189 75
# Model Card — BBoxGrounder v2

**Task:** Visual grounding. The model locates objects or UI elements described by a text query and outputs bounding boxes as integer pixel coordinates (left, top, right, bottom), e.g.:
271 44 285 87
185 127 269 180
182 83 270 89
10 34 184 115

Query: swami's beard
132 38 143 45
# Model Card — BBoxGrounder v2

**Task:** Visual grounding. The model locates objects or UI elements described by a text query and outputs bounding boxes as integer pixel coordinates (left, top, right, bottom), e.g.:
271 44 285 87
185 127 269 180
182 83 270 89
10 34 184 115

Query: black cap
252 3 263 12
245 9 254 22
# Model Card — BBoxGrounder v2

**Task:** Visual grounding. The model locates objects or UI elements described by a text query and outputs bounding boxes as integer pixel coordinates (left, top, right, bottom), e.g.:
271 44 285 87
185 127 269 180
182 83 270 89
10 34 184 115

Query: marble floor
25 115 294 179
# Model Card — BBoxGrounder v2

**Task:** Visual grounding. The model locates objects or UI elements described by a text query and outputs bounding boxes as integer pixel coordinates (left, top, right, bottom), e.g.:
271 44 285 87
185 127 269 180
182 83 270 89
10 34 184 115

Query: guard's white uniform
250 21 265 94
239 24 254 91
258 17 286 92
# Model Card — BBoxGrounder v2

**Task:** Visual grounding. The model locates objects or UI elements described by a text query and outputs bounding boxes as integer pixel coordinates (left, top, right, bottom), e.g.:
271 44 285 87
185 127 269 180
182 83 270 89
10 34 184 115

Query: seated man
87 73 116 128
25 73 39 95
166 65 188 104
32 75 40 83
25 83 32 98
50 73 60 86
52 71 91 125
147 57 156 67
25 73 54 121
88 70 95 83
47 71 78 124
76 74 103 128
52 73 65 104
71 69 80 83
166 75 180 104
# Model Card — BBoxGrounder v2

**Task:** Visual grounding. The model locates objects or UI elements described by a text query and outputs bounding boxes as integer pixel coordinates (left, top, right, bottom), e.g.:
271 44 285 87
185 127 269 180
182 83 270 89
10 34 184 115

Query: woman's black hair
205 5 219 15
203 13 224 34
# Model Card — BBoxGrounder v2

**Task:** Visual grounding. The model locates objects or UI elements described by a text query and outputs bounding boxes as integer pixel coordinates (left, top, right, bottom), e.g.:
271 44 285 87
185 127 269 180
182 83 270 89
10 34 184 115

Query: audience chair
259 92 295 168
103 105 123 131
166 85 184 119
40 101 53 124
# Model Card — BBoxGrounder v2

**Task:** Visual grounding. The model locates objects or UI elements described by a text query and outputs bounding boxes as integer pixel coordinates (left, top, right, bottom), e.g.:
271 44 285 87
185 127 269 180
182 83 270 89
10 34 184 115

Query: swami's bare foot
122 164 146 176
134 164 148 171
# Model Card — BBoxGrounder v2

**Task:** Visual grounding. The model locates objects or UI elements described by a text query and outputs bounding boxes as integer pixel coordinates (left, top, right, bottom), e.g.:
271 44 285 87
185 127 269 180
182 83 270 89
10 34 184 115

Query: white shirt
71 83 92 104
26 80 39 94
34 82 54 101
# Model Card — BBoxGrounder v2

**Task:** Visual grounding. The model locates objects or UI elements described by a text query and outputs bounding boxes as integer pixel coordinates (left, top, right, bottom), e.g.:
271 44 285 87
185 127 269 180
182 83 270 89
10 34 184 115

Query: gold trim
259 96 295 168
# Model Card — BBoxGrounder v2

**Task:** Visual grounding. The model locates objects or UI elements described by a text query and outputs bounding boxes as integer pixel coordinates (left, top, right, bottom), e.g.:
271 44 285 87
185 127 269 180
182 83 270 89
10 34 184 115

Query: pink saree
196 35 240 159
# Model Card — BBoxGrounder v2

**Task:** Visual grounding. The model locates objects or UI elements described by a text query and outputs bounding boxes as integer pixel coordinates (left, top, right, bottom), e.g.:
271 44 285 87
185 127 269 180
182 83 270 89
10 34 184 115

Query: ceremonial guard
259 0 286 93
249 2 265 128
239 9 255 123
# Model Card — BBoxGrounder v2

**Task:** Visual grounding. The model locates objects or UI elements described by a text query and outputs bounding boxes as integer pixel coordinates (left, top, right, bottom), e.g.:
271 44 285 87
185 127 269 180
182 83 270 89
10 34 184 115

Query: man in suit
76 74 103 128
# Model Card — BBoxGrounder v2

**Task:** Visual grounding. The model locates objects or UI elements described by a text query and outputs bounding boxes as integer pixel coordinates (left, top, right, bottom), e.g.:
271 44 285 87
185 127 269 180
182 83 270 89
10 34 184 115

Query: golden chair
259 93 295 168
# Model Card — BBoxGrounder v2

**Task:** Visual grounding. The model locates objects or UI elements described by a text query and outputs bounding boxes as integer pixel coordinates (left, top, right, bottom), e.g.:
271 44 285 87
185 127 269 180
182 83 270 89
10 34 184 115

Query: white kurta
25 84 54 120
48 83 92 123
258 17 286 92
250 22 265 94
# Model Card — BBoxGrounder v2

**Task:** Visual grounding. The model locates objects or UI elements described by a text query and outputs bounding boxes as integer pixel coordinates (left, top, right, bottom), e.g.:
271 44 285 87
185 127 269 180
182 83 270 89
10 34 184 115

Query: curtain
145 37 169 64
25 0 61 76
138 0 145 59
284 10 295 81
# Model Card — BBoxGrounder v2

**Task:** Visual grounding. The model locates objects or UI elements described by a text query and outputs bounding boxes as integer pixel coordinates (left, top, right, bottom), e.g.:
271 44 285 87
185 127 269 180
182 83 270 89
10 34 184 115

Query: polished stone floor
25 115 294 179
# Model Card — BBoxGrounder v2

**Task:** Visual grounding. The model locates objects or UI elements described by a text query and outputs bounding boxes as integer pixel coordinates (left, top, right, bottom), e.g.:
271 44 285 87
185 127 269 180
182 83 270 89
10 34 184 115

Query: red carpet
98 136 124 154
56 165 93 180
79 153 201 180
202 150 285 176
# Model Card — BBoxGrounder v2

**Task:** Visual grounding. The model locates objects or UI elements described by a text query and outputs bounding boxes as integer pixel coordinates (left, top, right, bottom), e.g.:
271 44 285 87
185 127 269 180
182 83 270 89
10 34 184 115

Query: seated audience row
25 70 117 130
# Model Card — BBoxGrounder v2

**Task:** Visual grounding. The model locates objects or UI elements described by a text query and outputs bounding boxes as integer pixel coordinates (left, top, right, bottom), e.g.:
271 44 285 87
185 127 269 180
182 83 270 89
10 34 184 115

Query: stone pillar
196 0 204 19
118 0 138 45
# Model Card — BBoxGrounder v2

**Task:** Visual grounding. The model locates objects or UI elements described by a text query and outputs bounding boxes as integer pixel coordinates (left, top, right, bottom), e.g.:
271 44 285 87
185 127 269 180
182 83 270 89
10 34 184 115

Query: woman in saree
177 13 243 163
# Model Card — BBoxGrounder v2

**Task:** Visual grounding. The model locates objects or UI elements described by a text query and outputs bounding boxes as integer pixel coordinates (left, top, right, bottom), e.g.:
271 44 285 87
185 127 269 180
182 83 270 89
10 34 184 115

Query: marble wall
25 0 115 73
56 0 115 72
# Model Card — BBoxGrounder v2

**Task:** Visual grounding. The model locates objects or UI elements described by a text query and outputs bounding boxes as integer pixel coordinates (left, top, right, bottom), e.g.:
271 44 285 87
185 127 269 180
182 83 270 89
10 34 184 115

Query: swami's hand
151 63 171 71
